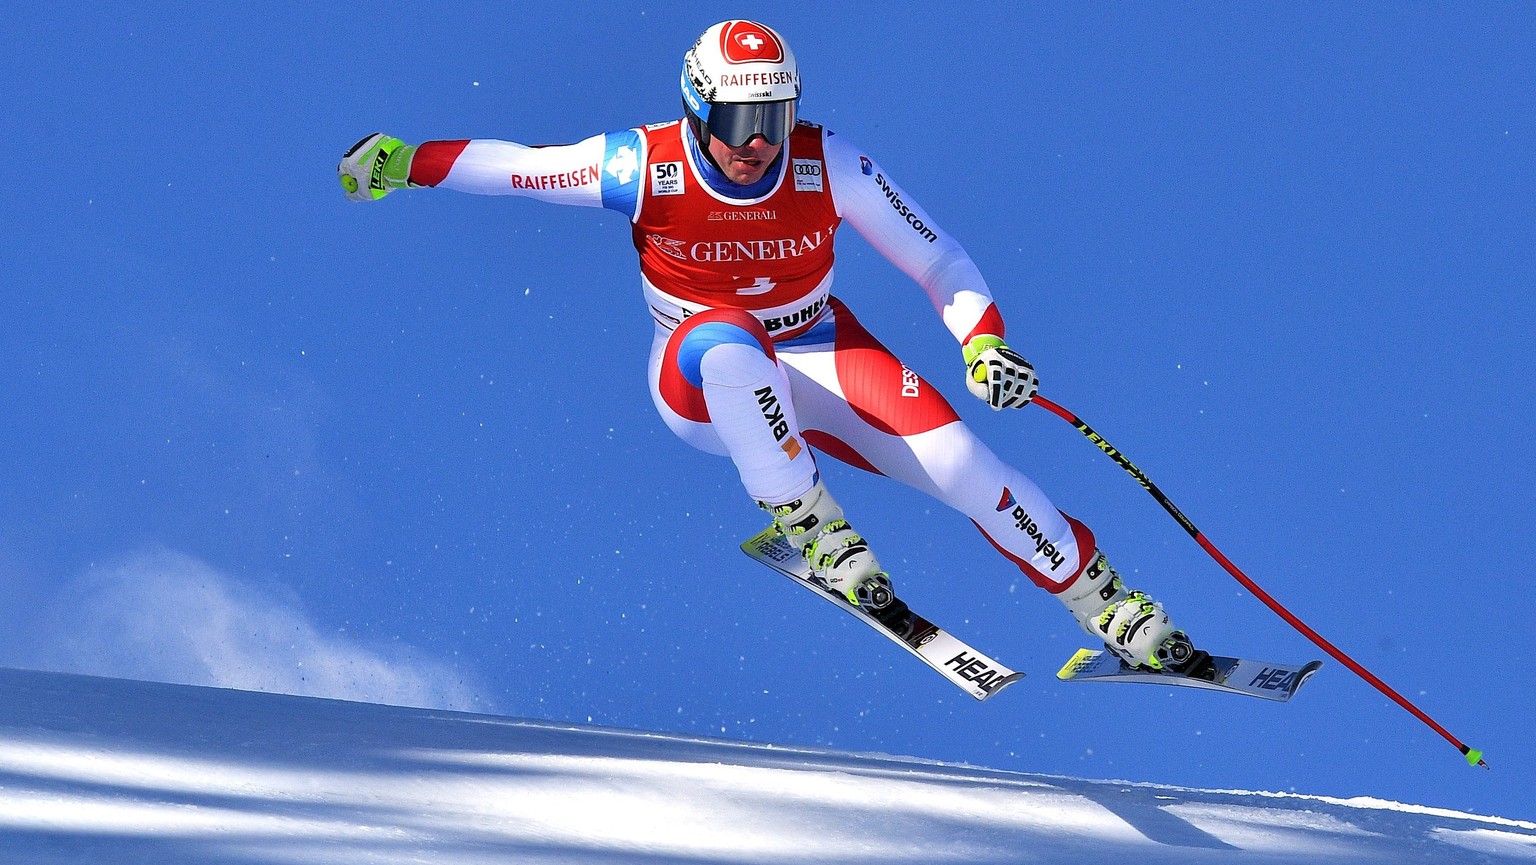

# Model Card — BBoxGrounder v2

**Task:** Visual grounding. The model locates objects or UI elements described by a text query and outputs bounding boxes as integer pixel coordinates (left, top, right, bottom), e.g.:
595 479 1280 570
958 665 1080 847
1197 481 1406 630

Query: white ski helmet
681 20 800 148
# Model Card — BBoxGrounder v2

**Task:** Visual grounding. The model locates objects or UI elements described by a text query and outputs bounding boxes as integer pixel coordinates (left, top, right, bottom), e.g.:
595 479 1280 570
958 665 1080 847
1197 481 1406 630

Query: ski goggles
702 99 797 147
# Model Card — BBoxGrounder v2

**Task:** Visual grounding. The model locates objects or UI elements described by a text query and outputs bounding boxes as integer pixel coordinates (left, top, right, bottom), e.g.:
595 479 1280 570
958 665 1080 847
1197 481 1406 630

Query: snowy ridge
0 666 1530 864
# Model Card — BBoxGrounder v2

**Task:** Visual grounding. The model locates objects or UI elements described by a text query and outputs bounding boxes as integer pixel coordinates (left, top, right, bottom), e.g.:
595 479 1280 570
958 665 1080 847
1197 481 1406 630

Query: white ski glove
963 335 1038 410
337 133 416 201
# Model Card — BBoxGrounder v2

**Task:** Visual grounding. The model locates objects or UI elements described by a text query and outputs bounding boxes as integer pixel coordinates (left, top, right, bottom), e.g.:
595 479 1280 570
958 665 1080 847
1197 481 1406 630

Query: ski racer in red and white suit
337 20 1194 672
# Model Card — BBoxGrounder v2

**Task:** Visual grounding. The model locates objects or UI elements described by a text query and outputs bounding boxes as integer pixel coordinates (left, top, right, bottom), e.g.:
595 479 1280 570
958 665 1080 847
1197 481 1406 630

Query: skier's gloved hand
963 335 1038 410
338 133 416 202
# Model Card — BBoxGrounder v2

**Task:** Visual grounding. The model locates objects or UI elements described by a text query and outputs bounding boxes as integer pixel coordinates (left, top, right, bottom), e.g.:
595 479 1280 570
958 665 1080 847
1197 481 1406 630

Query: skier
338 19 1196 672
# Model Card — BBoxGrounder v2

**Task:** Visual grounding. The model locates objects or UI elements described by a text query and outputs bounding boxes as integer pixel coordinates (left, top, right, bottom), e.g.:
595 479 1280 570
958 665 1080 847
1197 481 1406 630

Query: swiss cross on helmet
681 20 801 148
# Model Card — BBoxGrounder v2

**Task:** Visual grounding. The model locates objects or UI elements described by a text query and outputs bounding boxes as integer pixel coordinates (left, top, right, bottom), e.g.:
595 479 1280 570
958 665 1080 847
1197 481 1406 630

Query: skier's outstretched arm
824 131 1037 410
337 130 645 216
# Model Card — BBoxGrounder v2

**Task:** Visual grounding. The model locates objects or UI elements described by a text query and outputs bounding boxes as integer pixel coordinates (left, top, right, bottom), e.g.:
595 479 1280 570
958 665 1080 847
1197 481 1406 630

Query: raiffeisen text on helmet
716 71 798 89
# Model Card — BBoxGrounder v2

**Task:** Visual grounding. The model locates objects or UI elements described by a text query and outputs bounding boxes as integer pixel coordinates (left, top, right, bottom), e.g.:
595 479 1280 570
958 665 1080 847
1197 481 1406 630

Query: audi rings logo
792 158 824 193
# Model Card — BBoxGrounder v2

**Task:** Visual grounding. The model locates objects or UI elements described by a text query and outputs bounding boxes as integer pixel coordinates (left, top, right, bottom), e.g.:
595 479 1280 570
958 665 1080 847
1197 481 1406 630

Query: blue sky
3 2 1531 822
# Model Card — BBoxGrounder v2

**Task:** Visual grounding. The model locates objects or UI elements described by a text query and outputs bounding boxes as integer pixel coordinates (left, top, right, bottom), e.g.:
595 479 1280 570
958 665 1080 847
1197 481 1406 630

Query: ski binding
741 527 1023 701
1057 647 1322 702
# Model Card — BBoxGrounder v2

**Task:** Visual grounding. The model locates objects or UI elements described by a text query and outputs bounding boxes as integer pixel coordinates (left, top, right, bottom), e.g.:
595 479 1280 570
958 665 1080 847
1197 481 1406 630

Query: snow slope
0 666 1530 865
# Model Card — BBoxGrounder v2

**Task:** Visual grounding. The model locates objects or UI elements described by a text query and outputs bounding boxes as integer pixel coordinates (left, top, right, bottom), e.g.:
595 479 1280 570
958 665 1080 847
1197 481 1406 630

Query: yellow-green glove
337 133 416 201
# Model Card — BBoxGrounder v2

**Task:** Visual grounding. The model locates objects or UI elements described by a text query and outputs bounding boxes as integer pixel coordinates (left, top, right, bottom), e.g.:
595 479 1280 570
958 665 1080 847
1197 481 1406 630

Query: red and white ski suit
404 120 1094 593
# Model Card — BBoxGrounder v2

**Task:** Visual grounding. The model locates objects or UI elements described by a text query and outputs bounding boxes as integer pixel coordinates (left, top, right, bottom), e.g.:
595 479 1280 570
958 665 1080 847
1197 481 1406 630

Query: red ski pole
1032 395 1487 769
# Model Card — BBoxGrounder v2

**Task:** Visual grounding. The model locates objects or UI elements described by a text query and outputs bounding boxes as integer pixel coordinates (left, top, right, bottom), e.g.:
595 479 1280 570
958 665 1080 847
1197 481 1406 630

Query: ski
1056 647 1323 702
741 527 1023 701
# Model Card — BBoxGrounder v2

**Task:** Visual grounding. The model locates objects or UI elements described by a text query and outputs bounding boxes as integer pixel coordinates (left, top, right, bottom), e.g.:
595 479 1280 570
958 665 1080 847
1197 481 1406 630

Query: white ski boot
761 479 894 610
1058 550 1194 671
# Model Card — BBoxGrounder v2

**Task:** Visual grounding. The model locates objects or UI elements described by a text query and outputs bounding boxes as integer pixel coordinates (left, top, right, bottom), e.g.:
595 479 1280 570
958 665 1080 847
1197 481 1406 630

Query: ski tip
1289 659 1324 696
976 671 1027 702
